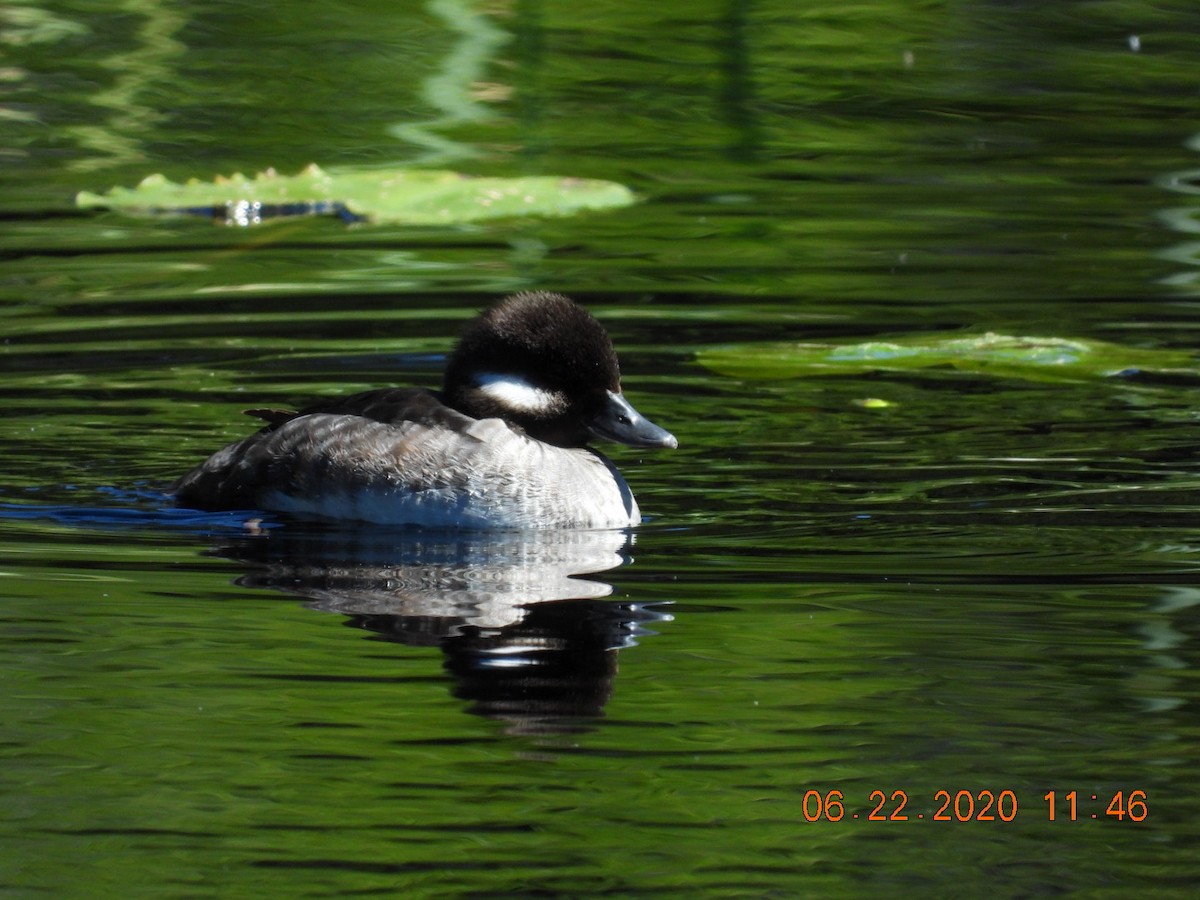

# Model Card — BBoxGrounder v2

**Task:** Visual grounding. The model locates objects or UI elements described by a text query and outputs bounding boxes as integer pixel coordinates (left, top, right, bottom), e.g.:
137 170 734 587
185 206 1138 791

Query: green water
4 0 1200 896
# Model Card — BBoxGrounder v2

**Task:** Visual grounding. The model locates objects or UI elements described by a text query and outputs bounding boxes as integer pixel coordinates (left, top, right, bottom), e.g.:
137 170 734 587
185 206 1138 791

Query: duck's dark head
444 291 677 450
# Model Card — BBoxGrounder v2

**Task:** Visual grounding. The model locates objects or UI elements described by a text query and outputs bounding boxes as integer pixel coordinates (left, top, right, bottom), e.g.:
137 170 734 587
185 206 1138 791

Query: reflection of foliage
0 3 89 125
699 333 1198 383
60 0 186 172
0 3 88 45
76 163 636 225
8 0 507 172
1157 134 1200 294
388 0 512 165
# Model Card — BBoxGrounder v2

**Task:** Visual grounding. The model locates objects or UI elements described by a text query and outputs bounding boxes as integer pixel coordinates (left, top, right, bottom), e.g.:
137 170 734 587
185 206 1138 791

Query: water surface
3 0 1200 896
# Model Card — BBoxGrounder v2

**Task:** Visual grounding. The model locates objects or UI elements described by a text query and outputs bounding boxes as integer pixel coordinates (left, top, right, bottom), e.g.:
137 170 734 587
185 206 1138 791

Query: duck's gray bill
589 390 678 449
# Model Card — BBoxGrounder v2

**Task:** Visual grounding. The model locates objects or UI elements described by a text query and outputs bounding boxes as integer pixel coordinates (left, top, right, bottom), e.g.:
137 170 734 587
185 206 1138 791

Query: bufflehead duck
172 292 676 529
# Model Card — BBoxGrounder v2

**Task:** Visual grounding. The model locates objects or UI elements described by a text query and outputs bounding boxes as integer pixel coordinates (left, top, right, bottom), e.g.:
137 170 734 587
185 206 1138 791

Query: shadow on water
0 497 672 735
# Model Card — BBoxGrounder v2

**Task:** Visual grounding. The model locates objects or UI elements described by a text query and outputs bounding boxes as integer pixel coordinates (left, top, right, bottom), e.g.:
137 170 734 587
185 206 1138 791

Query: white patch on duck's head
475 372 567 415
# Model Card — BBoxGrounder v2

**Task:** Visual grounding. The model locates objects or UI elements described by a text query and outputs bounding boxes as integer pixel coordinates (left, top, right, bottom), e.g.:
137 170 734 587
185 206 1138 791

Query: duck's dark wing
245 388 463 432
172 388 478 511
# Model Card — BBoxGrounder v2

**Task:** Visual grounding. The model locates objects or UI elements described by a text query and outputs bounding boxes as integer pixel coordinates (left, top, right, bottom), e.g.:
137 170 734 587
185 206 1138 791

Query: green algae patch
75 164 636 225
698 333 1198 384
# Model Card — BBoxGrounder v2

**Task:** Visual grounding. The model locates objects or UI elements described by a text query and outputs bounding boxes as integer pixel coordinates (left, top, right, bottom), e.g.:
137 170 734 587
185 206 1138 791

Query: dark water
4 1 1200 896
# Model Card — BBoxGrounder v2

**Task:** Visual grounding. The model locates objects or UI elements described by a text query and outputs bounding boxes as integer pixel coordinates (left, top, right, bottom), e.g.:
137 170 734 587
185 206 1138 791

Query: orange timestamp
798 789 1149 823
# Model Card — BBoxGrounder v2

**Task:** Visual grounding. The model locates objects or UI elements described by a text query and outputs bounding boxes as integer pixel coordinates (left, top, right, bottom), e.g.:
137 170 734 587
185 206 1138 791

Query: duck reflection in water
215 525 671 734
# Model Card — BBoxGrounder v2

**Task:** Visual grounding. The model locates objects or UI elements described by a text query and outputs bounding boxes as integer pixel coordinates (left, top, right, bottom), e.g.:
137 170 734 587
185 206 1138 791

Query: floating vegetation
75 164 637 226
698 333 1198 384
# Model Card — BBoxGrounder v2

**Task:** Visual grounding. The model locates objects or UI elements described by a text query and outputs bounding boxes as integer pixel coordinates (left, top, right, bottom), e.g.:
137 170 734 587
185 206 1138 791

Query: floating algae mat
75 164 636 226
698 333 1198 384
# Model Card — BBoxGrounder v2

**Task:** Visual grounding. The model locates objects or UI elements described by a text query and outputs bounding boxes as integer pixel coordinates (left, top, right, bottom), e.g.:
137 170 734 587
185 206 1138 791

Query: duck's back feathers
243 388 463 431
175 388 459 510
